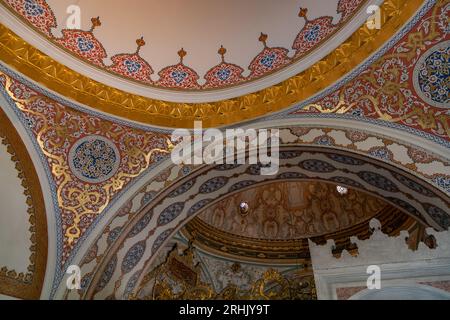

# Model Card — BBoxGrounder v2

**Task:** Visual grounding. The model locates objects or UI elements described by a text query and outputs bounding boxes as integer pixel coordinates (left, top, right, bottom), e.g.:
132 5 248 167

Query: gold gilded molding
1 72 172 259
0 0 423 128
181 205 416 265
0 106 48 300
133 243 317 300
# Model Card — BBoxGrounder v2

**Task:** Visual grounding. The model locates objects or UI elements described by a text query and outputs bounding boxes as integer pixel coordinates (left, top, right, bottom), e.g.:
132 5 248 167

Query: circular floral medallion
413 41 449 108
68 135 120 183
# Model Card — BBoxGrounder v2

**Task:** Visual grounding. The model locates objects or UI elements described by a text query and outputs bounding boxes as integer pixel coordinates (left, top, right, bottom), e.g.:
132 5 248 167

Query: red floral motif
292 13 338 58
407 148 434 163
248 33 291 79
108 53 153 84
2 75 171 265
338 0 366 22
289 127 313 137
291 3 450 141
3 0 371 90
345 130 369 142
107 37 154 84
248 47 291 78
203 62 245 88
55 29 107 67
203 46 245 89
156 48 200 89
4 0 56 36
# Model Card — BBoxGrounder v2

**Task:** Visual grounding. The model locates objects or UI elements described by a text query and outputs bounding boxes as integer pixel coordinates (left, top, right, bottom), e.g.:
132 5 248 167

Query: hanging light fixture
239 201 249 216
336 185 349 195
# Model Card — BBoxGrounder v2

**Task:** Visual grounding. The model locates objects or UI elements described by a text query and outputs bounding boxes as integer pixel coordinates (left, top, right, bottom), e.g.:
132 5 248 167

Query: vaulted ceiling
0 0 448 300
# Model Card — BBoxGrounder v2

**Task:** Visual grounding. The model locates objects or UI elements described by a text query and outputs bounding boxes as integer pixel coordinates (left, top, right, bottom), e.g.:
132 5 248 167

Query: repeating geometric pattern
203 46 245 89
0 0 422 128
87 149 450 300
2 0 368 90
64 118 450 300
4 0 56 36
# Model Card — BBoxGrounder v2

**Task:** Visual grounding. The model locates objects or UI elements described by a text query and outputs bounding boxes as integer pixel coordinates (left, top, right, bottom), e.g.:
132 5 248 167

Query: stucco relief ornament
55 17 107 67
108 37 154 84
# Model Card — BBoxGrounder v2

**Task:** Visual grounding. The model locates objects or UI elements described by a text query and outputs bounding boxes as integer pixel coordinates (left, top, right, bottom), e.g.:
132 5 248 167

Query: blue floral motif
417 45 449 105
301 160 336 173
199 176 229 193
96 255 117 291
387 197 422 216
393 173 436 197
369 148 391 161
330 176 363 188
123 271 141 299
327 154 364 166
181 166 192 175
121 241 146 274
304 25 321 42
152 229 173 254
107 227 122 245
279 151 303 159
260 53 277 68
77 37 94 52
24 0 44 17
141 191 156 207
80 274 92 291
215 163 241 171
351 108 364 117
424 204 450 229
168 179 196 197
358 171 399 192
129 211 153 238
158 202 185 225
315 136 333 146
71 138 117 181
124 60 141 73
433 175 450 193
277 172 307 180
216 68 231 81
228 180 256 192
171 70 188 83
187 199 212 216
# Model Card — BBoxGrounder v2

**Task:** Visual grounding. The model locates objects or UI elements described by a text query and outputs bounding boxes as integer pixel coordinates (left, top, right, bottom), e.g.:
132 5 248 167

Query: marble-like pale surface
0 139 32 275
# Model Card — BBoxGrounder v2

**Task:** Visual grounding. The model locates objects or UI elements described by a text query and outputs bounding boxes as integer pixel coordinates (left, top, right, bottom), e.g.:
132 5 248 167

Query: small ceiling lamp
336 185 349 195
239 201 249 216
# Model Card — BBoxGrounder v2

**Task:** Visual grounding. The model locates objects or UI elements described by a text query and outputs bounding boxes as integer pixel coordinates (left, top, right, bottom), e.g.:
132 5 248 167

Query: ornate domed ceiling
196 181 386 239
180 181 418 263
0 0 449 301
0 0 430 127
1 0 372 102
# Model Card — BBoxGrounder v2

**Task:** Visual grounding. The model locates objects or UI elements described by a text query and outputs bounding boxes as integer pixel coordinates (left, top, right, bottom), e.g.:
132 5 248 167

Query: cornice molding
0 0 423 128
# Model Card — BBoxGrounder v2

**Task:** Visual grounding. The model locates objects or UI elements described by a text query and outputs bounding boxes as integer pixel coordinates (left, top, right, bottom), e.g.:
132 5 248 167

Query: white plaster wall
0 139 32 274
